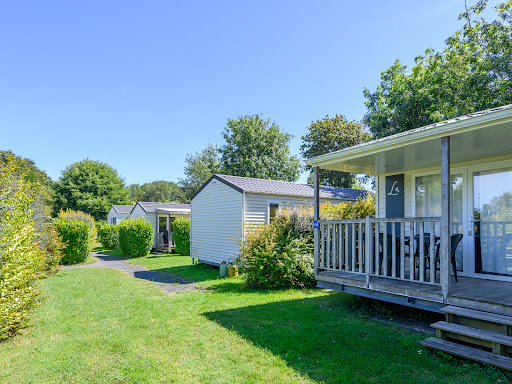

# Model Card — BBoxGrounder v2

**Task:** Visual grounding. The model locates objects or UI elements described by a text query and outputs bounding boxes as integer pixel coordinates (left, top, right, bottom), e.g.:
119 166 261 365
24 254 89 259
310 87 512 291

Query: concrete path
62 252 198 294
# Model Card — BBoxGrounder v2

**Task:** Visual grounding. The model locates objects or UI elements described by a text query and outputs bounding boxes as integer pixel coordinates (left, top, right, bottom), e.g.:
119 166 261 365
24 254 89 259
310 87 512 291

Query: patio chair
432 234 463 282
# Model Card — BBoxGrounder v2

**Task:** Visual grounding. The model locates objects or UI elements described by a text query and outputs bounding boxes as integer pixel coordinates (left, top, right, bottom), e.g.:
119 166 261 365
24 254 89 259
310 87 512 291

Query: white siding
191 180 243 266
107 208 130 225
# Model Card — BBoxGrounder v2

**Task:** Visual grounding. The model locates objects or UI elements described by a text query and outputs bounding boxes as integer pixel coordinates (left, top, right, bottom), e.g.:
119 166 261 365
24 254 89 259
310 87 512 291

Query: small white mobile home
107 205 133 224
130 202 191 251
190 174 367 266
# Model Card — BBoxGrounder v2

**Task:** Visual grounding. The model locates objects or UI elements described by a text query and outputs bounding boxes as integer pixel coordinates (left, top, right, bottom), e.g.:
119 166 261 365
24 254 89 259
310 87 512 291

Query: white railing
317 217 442 285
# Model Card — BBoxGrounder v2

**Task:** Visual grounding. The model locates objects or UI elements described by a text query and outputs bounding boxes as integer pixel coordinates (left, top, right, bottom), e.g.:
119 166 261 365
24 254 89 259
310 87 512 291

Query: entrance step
420 337 512 371
421 306 512 370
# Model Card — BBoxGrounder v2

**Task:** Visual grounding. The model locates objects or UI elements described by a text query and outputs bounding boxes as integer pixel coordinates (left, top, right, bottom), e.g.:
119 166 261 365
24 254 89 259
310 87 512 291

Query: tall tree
300 115 371 187
129 180 187 203
219 114 301 181
363 0 512 138
179 144 222 199
54 159 131 221
0 150 55 212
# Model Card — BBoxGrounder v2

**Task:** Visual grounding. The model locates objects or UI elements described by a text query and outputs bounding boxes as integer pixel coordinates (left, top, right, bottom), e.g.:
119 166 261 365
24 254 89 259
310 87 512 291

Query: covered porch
307 105 512 315
155 208 190 252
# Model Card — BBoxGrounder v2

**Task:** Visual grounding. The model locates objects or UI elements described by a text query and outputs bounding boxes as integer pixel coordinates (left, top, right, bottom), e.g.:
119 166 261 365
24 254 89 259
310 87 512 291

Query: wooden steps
421 306 512 371
420 338 512 371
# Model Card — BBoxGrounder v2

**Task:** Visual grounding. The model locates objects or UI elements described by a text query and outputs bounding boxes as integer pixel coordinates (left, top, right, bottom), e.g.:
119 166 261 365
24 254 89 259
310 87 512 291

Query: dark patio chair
432 234 463 282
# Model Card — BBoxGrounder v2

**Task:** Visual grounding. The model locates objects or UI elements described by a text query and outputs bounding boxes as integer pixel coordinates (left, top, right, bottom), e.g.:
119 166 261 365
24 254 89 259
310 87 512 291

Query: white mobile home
306 104 512 368
107 205 133 224
190 174 367 266
130 202 191 251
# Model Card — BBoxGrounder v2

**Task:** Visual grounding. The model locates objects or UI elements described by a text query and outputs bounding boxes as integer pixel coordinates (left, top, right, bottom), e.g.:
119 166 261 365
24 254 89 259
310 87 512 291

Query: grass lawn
1 254 510 383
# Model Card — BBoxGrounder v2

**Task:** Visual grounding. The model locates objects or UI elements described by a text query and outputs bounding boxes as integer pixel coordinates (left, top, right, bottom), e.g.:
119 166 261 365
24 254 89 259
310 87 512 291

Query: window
111 217 117 225
268 202 280 223
159 216 167 232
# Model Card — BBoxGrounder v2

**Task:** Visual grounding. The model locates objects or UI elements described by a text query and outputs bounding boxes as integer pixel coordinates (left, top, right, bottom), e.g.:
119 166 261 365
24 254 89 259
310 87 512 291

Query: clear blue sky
0 0 501 185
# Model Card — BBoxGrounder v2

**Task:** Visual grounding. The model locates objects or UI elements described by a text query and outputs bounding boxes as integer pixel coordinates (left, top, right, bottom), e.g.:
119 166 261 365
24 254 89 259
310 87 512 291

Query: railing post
365 216 371 288
440 136 452 302
313 166 320 278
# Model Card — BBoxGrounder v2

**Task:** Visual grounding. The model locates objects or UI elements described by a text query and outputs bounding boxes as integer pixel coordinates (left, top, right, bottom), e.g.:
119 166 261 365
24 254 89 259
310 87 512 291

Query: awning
305 105 512 175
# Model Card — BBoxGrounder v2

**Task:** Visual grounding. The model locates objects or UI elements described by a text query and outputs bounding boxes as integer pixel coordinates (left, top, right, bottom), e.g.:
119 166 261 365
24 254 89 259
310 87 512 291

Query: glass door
472 167 512 278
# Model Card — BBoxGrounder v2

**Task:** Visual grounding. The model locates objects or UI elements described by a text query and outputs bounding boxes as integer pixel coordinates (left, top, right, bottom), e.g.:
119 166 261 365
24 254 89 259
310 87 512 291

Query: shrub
58 208 96 245
118 217 153 257
54 219 92 264
237 208 315 289
0 160 44 340
320 194 375 220
173 217 190 255
96 222 119 250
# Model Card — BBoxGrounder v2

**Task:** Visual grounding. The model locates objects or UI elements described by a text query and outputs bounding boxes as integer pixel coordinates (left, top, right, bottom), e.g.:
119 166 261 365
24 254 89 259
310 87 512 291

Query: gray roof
112 205 133 214
136 202 191 213
192 174 367 200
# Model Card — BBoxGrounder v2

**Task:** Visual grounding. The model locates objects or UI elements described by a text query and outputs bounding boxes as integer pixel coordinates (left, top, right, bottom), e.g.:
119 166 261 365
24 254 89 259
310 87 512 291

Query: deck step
420 337 512 371
441 306 512 327
432 321 512 347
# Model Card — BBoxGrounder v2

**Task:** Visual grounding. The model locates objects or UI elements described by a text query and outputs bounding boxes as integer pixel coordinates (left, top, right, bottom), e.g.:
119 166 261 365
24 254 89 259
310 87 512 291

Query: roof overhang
155 208 191 215
305 106 512 175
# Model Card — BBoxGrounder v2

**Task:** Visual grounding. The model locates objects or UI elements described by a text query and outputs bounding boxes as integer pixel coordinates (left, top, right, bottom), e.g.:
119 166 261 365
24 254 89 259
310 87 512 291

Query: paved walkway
61 252 198 294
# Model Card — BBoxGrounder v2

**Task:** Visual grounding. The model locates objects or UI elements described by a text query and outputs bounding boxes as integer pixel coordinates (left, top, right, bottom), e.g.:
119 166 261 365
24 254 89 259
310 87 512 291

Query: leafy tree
219 114 301 181
0 150 54 212
300 115 371 187
129 180 187 203
179 144 222 199
363 0 512 138
54 159 131 221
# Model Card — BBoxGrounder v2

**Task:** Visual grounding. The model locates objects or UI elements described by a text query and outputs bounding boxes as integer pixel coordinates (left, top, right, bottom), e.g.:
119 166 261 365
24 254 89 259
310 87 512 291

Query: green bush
0 160 44 340
55 219 92 265
237 206 315 289
58 209 96 245
96 222 119 250
173 217 190 255
118 217 153 257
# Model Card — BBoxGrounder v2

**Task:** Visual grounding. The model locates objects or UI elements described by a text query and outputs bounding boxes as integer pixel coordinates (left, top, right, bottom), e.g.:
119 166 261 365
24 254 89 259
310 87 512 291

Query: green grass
3 255 510 383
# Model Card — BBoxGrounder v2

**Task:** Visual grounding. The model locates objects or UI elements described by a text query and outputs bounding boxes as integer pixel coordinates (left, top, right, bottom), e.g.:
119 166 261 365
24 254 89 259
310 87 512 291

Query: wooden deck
317 270 512 316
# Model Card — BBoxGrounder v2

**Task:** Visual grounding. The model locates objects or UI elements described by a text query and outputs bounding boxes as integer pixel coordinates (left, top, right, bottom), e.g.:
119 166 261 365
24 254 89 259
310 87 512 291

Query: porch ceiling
306 106 512 175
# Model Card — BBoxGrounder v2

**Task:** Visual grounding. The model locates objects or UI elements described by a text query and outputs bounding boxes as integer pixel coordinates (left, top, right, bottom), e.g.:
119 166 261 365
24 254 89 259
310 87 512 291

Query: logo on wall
387 181 400 196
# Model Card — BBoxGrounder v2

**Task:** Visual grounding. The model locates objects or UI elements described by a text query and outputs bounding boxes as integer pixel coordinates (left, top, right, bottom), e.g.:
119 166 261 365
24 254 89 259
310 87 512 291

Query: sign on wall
385 174 404 219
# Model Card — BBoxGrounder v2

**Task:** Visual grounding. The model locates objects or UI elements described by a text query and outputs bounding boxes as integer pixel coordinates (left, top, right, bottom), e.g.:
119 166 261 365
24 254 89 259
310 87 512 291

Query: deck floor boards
318 270 512 315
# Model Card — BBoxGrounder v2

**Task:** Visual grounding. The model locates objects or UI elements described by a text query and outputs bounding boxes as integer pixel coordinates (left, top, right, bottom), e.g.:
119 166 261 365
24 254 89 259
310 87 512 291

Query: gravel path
61 252 198 294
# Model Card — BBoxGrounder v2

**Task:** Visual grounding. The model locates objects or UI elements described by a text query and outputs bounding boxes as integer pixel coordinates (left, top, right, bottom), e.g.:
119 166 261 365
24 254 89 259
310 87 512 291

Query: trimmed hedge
57 209 96 246
173 217 190 255
0 160 44 340
97 222 119 250
118 217 153 257
55 219 92 265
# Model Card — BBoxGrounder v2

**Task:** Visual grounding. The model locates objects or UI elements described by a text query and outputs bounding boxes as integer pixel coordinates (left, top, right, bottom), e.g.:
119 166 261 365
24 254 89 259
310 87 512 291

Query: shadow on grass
203 293 512 384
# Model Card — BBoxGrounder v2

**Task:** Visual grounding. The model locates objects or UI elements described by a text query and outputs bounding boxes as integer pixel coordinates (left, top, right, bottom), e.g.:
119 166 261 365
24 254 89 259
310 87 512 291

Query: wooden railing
317 217 442 285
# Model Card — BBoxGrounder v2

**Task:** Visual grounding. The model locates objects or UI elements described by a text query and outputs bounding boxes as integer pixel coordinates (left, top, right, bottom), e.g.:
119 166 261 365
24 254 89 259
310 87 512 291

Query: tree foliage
0 150 55 213
0 159 44 340
179 144 222 199
129 180 187 203
300 115 371 187
219 114 302 182
54 159 130 221
363 0 512 138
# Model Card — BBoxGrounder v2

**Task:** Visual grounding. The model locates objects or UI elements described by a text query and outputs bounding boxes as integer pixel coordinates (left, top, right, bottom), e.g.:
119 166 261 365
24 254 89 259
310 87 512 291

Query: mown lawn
0 254 510 384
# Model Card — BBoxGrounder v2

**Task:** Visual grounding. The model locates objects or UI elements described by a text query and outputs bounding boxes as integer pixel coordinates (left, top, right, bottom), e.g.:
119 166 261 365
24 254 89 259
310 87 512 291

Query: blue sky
0 1 501 185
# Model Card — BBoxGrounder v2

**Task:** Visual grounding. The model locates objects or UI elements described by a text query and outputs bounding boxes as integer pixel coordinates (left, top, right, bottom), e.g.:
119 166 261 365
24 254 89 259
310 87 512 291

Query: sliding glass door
472 167 512 278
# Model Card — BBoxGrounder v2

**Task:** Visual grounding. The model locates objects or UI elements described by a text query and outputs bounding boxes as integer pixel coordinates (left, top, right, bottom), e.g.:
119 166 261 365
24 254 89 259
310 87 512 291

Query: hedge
57 209 96 246
118 217 153 257
173 217 190 255
97 222 119 250
0 160 44 340
55 219 92 265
